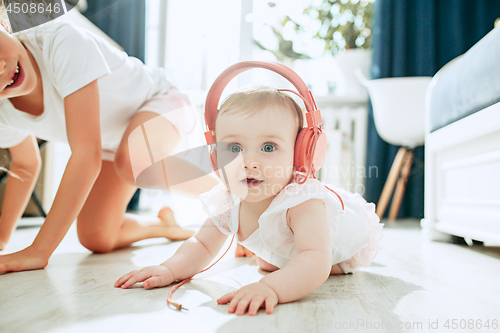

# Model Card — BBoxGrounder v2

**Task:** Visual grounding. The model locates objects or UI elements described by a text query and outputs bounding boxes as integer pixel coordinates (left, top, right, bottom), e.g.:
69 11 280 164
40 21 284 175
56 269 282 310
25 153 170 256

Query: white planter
333 49 372 97
293 57 338 96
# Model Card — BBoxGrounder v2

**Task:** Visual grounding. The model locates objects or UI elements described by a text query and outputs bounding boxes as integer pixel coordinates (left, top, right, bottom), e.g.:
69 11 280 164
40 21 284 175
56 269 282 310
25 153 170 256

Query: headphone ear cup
313 132 328 170
294 128 328 174
294 128 308 173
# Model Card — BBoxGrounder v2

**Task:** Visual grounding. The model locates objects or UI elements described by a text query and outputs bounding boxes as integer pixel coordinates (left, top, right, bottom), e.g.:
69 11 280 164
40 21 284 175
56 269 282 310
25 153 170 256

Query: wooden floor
1 216 500 333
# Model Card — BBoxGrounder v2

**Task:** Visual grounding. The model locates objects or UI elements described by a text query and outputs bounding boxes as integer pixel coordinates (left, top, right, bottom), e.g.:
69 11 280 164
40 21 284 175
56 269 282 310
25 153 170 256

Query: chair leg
388 150 414 220
376 147 407 219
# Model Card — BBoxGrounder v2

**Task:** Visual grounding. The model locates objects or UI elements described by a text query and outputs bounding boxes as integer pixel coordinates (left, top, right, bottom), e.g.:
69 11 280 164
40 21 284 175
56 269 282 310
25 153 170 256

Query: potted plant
302 0 373 56
255 0 374 95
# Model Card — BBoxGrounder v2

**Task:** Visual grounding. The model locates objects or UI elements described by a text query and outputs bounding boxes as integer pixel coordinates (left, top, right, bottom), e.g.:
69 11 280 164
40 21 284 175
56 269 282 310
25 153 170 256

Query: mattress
429 27 500 132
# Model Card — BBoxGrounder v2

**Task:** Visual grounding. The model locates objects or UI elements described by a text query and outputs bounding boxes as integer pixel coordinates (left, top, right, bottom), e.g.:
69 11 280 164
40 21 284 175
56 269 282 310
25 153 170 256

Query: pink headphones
203 61 328 184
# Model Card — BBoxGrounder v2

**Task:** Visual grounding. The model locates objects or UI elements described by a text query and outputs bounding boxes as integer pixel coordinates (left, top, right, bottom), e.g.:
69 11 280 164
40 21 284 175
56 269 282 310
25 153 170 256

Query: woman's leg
114 111 219 197
256 257 344 274
77 161 195 253
255 257 279 272
235 244 255 257
330 264 344 275
77 109 221 253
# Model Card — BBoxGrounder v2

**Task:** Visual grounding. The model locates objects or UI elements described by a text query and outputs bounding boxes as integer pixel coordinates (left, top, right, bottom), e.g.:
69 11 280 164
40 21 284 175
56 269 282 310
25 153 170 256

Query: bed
421 26 500 245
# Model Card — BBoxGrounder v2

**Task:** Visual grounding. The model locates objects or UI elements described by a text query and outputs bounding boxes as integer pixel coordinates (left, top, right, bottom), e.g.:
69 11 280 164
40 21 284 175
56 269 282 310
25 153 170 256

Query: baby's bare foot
235 244 254 257
158 207 195 241
0 241 5 251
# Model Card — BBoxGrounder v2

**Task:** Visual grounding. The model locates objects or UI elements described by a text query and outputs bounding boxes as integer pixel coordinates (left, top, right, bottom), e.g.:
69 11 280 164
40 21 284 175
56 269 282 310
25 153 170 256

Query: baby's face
215 107 298 203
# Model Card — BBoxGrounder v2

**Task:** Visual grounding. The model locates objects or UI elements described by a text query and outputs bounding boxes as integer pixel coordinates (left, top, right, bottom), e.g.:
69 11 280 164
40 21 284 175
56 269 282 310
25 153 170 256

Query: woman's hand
114 265 175 289
217 282 278 316
0 246 49 274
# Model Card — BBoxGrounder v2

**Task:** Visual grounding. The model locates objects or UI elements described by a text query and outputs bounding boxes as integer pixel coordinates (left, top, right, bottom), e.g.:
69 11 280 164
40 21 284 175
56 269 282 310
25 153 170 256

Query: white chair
356 70 432 220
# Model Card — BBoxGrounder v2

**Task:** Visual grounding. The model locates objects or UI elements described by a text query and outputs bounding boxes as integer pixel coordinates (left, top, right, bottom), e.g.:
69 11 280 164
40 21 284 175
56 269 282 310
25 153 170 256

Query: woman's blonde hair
0 0 12 33
216 85 306 139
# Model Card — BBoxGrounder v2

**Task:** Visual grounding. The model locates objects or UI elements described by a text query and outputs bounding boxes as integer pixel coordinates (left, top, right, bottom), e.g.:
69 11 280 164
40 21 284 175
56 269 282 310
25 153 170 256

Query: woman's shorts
101 87 198 162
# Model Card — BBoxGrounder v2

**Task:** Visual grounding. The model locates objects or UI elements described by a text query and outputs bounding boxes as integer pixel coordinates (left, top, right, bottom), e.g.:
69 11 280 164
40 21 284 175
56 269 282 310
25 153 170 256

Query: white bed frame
421 100 500 245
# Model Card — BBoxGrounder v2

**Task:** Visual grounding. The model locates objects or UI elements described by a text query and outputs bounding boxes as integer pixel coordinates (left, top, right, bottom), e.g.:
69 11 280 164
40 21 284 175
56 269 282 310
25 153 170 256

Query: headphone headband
204 61 317 136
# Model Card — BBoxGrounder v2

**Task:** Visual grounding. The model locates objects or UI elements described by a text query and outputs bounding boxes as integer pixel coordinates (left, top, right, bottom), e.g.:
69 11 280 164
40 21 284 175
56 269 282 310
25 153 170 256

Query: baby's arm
115 218 228 289
217 199 332 315
260 198 332 303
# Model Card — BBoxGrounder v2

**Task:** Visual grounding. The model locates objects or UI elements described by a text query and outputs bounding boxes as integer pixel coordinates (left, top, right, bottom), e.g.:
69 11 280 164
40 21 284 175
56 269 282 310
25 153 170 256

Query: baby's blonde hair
215 86 305 140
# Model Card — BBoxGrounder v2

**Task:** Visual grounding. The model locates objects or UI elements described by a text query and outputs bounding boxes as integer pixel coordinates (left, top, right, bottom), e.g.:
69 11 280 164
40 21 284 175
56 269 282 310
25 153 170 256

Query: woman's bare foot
157 207 195 241
235 244 254 257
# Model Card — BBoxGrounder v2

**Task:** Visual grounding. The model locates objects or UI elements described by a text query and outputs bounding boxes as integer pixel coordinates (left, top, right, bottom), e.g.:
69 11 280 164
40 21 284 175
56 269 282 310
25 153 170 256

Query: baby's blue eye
228 144 242 153
262 144 277 152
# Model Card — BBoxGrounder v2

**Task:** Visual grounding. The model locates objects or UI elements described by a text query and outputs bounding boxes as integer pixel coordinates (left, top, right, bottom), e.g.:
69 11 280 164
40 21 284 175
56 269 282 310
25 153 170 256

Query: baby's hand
217 282 278 316
114 265 174 289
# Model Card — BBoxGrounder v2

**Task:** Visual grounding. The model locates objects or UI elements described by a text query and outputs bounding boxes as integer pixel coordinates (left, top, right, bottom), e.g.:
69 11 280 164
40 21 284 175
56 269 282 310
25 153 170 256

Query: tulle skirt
341 193 384 272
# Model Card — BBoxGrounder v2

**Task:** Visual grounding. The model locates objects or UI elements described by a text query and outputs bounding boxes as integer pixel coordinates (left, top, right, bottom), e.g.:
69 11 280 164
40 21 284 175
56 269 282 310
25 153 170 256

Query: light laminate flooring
1 214 500 333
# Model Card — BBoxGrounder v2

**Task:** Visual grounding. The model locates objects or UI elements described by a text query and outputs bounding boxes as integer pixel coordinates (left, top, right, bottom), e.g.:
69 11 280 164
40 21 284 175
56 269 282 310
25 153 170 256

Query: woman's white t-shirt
0 20 173 149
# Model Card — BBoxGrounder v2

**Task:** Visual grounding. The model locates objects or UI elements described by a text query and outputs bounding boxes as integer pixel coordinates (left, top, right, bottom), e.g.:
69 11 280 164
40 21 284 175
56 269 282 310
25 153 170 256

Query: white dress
199 176 384 274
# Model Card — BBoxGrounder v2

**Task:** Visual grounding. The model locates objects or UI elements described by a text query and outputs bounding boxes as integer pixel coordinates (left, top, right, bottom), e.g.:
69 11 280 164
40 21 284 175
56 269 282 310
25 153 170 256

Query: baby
115 85 383 316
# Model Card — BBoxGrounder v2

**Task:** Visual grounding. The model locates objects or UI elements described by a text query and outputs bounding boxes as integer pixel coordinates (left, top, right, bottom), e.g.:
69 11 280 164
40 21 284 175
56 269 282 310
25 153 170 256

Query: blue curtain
83 0 147 211
365 0 500 218
82 0 146 62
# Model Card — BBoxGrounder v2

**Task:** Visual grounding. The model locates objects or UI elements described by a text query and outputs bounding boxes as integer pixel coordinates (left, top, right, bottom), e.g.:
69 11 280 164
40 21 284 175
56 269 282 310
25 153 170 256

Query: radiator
317 101 368 195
